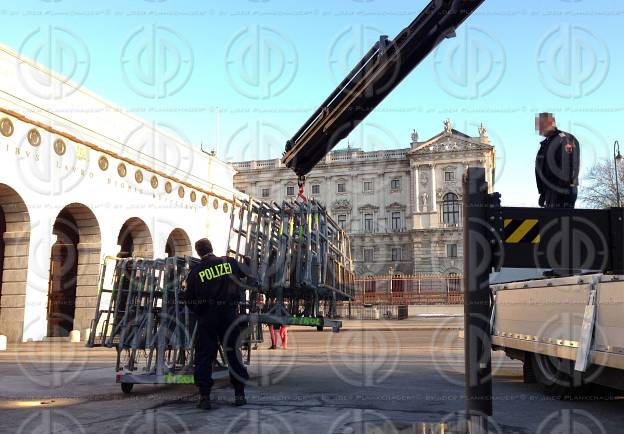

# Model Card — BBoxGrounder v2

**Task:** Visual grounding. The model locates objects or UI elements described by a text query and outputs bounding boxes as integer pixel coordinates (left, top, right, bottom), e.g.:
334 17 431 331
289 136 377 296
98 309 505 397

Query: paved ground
0 318 622 433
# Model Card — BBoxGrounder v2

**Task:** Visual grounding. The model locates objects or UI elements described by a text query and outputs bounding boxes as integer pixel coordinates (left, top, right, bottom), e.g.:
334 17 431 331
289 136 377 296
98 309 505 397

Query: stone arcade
0 45 237 342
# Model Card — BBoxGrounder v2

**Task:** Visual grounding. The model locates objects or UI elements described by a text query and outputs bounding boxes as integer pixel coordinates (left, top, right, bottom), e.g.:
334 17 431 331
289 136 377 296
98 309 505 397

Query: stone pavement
0 320 622 433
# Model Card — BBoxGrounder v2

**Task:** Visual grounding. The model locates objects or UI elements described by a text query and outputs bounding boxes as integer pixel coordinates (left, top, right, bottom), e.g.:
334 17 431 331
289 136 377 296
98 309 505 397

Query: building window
363 180 374 193
337 183 346 193
261 188 270 198
286 186 295 196
447 243 458 258
364 213 373 232
445 171 455 182
391 178 400 191
391 247 402 261
442 193 460 225
338 214 347 229
312 184 320 195
391 211 401 231
363 248 374 263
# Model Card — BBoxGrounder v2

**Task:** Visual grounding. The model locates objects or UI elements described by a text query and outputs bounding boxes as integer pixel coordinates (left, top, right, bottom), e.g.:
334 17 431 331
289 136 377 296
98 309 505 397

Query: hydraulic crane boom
282 0 485 177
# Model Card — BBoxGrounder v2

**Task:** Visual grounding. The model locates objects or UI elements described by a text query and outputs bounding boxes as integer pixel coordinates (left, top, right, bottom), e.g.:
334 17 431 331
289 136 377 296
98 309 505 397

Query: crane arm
282 0 485 176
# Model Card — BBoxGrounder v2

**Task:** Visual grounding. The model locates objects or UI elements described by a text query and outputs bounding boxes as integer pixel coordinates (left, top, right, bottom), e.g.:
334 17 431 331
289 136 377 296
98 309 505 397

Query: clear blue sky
2 0 622 206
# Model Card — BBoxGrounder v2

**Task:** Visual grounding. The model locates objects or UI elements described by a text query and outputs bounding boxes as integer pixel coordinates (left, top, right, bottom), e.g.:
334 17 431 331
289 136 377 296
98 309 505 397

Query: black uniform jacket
535 128 580 195
184 254 245 315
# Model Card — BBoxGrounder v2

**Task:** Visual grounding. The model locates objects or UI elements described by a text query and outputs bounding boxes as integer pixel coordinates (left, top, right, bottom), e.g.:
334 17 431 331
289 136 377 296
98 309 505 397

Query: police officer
535 112 580 208
184 238 249 410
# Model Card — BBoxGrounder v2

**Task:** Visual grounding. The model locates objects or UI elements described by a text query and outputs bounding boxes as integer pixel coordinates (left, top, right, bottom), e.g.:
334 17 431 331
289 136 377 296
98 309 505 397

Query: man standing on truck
184 238 249 410
535 112 580 208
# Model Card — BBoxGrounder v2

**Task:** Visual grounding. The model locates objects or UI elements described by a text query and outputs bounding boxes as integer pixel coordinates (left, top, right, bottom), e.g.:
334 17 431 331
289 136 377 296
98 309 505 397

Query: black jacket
535 128 580 195
184 254 245 315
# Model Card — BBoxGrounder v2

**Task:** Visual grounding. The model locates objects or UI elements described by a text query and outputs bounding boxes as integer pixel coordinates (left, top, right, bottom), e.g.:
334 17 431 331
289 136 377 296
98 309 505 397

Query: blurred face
535 114 556 136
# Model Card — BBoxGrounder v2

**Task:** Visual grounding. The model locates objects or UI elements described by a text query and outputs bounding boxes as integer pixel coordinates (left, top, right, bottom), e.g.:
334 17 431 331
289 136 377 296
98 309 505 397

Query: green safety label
289 316 321 326
163 373 195 384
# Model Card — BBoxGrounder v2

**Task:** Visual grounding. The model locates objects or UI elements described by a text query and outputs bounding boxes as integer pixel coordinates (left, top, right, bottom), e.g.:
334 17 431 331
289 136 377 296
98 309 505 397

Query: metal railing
352 274 464 305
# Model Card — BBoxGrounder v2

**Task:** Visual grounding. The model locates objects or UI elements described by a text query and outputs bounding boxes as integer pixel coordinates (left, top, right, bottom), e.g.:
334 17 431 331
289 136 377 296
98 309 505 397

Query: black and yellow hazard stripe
503 219 540 244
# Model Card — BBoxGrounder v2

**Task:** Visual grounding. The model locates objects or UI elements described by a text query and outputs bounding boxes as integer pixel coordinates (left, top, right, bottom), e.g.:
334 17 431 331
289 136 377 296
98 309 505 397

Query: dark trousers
545 187 577 208
194 307 249 396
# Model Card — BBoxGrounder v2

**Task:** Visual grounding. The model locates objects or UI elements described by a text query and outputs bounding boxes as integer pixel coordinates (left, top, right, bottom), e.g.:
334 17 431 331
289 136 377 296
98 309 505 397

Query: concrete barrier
69 330 81 343
408 305 463 316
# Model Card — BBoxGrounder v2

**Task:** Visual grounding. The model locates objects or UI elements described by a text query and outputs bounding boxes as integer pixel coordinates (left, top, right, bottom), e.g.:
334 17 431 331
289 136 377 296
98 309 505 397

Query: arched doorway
117 217 153 258
0 184 30 342
47 204 101 337
165 228 192 257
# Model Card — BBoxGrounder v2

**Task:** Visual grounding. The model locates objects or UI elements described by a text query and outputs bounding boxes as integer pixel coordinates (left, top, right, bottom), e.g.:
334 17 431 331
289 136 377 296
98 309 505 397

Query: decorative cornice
358 203 379 212
331 199 352 211
385 202 407 211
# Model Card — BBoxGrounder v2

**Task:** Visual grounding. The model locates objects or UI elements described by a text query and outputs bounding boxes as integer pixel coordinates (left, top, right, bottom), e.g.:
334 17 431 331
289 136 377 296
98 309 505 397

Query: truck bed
491 273 624 371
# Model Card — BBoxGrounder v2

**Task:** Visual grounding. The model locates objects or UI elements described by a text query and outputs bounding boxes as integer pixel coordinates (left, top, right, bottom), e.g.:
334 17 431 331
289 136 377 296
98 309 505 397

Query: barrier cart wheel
121 382 134 394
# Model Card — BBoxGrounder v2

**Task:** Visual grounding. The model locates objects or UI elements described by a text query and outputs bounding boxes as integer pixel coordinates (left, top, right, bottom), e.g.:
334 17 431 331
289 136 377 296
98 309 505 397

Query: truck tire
121 382 134 394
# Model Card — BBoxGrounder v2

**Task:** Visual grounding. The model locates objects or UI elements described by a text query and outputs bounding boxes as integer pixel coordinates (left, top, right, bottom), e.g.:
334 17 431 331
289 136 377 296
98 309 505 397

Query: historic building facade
232 119 495 278
0 45 238 342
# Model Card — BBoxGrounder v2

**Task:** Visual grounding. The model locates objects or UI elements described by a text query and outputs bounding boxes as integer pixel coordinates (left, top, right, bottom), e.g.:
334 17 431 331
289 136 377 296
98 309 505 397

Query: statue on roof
443 118 452 134
478 123 488 138
411 129 419 143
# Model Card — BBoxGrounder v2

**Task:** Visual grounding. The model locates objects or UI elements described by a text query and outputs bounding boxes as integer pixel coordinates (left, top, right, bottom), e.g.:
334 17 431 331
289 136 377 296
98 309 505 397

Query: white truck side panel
492 274 624 370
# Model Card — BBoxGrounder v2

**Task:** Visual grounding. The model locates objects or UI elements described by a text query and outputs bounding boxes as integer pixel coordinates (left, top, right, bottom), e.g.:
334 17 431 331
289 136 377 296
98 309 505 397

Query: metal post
614 140 622 207
463 167 493 417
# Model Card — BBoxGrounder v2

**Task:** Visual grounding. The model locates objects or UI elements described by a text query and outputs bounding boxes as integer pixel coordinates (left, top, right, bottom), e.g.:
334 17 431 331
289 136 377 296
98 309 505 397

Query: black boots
234 389 247 406
196 395 212 410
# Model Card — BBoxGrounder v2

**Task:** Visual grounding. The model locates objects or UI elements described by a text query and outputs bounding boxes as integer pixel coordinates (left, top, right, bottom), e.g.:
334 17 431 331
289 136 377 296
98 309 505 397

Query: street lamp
614 140 623 207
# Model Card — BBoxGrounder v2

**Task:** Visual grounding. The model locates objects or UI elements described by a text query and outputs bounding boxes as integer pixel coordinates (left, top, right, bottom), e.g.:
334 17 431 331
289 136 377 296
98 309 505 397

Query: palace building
232 120 496 279
0 45 237 342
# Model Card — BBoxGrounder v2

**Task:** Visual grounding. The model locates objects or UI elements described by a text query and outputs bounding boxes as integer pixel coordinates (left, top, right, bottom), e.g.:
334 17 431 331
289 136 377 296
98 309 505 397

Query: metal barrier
85 197 358 392
86 256 224 391
227 197 355 330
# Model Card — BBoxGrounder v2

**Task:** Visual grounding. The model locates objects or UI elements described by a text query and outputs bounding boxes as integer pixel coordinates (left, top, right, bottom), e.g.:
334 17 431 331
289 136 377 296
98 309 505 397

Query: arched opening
47 204 101 337
0 184 30 342
117 217 153 259
165 228 192 257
